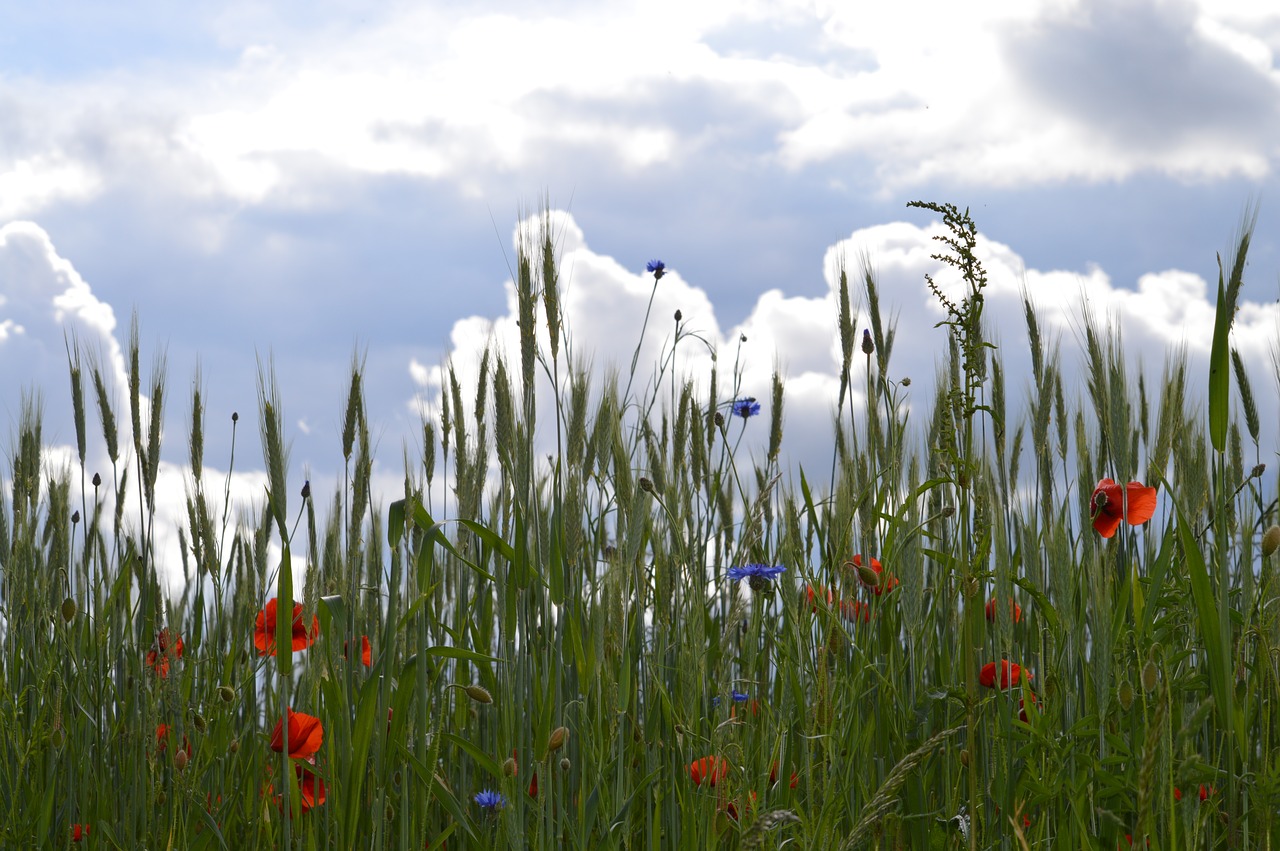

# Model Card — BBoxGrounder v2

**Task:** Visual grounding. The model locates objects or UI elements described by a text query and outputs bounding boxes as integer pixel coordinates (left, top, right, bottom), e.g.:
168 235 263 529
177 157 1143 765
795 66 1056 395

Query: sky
3 0 1280 590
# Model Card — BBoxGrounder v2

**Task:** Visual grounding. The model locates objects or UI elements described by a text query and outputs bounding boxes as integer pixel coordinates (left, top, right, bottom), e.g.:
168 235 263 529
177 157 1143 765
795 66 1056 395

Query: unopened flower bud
502 757 517 777
71 510 80 524
854 560 881 590
1251 463 1266 479
547 726 568 755
231 411 239 423
639 477 654 494
174 749 189 772
559 757 570 772
464 684 493 704
674 309 682 322
900 377 911 387
192 712 207 733
385 803 395 821
92 472 102 487
714 412 724 427
1118 680 1134 712
1263 525 1280 558
1141 660 1159 693
959 749 970 767
861 329 874 355
218 685 235 703
228 738 239 754
61 598 77 623
300 480 311 499
51 727 65 748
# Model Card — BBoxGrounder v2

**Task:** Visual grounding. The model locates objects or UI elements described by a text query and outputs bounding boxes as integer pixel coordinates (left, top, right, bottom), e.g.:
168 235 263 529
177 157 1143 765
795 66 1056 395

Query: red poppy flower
528 770 539 798
269 708 324 760
155 724 192 758
343 635 372 666
769 761 799 789
1018 693 1041 722
72 824 90 842
848 555 899 596
805 584 833 612
689 755 729 787
1199 783 1215 802
723 790 757 821
1090 478 1158 538
984 598 1022 624
146 629 184 677
254 598 319 656
840 598 871 624
1173 788 1183 802
730 699 760 720
980 660 1031 689
298 763 326 812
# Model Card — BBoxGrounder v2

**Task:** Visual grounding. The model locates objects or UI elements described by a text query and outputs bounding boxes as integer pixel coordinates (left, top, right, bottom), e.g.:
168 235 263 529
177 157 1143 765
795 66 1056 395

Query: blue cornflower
646 259 666 280
732 689 749 702
474 789 506 811
731 397 761 419
711 695 721 708
727 563 786 592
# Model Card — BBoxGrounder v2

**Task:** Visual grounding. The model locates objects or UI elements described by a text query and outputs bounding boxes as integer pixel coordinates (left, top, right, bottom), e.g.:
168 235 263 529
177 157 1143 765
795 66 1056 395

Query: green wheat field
3 202 1278 849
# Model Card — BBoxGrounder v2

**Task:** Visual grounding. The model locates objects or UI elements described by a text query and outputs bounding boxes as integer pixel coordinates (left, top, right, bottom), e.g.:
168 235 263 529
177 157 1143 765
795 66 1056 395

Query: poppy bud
71 510 80 524
559 757 571 772
502 757 517 777
174 749 189 772
1141 660 1158 693
51 727 65 748
192 712 207 733
1263 525 1280 558
639 477 654 494
228 738 239 754
959 749 970 767
231 411 239 423
1118 680 1134 711
464 684 493 704
92 472 102 487
854 560 881 590
547 726 568 755
61 598 77 623
674 309 682 322
219 685 235 703
300 480 311 499
901 377 911 387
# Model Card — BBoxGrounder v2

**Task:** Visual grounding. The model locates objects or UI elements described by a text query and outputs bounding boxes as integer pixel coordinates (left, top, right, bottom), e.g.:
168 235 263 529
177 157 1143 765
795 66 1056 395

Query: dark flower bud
1251 463 1266 479
862 329 874 355
674 309 682 322
92 472 102 487
900 377 911 387
559 757 571 772
646 260 665 280
714 412 724 427
300 480 311 499
71 510 80 524
740 334 747 343
61 598 77 623
639 477 654 493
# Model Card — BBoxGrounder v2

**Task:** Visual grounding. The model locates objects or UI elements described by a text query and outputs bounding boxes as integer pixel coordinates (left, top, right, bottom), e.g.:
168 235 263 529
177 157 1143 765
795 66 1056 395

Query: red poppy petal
288 710 325 759
1123 483 1158 525
1093 511 1124 538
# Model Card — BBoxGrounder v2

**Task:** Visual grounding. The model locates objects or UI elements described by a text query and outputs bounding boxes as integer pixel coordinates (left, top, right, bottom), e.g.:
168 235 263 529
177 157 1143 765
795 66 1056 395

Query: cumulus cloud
413 210 1280 486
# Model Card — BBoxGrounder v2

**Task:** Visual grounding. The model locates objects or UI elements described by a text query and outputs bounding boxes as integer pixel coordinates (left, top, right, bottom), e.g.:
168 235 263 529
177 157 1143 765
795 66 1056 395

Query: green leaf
1207 261 1231 452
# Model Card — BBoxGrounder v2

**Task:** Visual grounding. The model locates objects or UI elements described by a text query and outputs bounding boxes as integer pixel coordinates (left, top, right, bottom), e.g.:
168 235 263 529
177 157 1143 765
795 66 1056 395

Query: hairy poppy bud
547 726 568 755
1263 525 1280 558
674 309 682 322
174 749 189 772
1141 660 1158 693
61 598 77 623
502 757 517 777
192 712 207 733
218 685 235 703
559 757 570 772
71 510 80 524
1118 680 1134 711
231 411 239 423
300 480 311 499
464 684 493 704
92 472 102 487
959 749 970 767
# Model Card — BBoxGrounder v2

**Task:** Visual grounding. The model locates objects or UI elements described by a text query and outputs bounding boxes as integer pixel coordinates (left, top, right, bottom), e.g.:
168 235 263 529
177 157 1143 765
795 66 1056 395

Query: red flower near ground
146 629 184 677
805 584 833 612
298 763 326 812
1199 784 1216 802
980 660 1031 689
1174 788 1183 802
769 761 799 789
984 598 1022 624
528 770 539 798
254 598 320 656
848 555 899 596
72 824 90 842
343 635 372 666
723 790 757 821
1018 693 1042 723
269 709 324 760
840 598 871 624
1090 478 1158 538
689 755 729 787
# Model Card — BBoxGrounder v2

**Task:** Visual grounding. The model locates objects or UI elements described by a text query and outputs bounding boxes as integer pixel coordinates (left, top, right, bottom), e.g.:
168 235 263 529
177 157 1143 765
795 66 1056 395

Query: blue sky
2 0 1279 588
